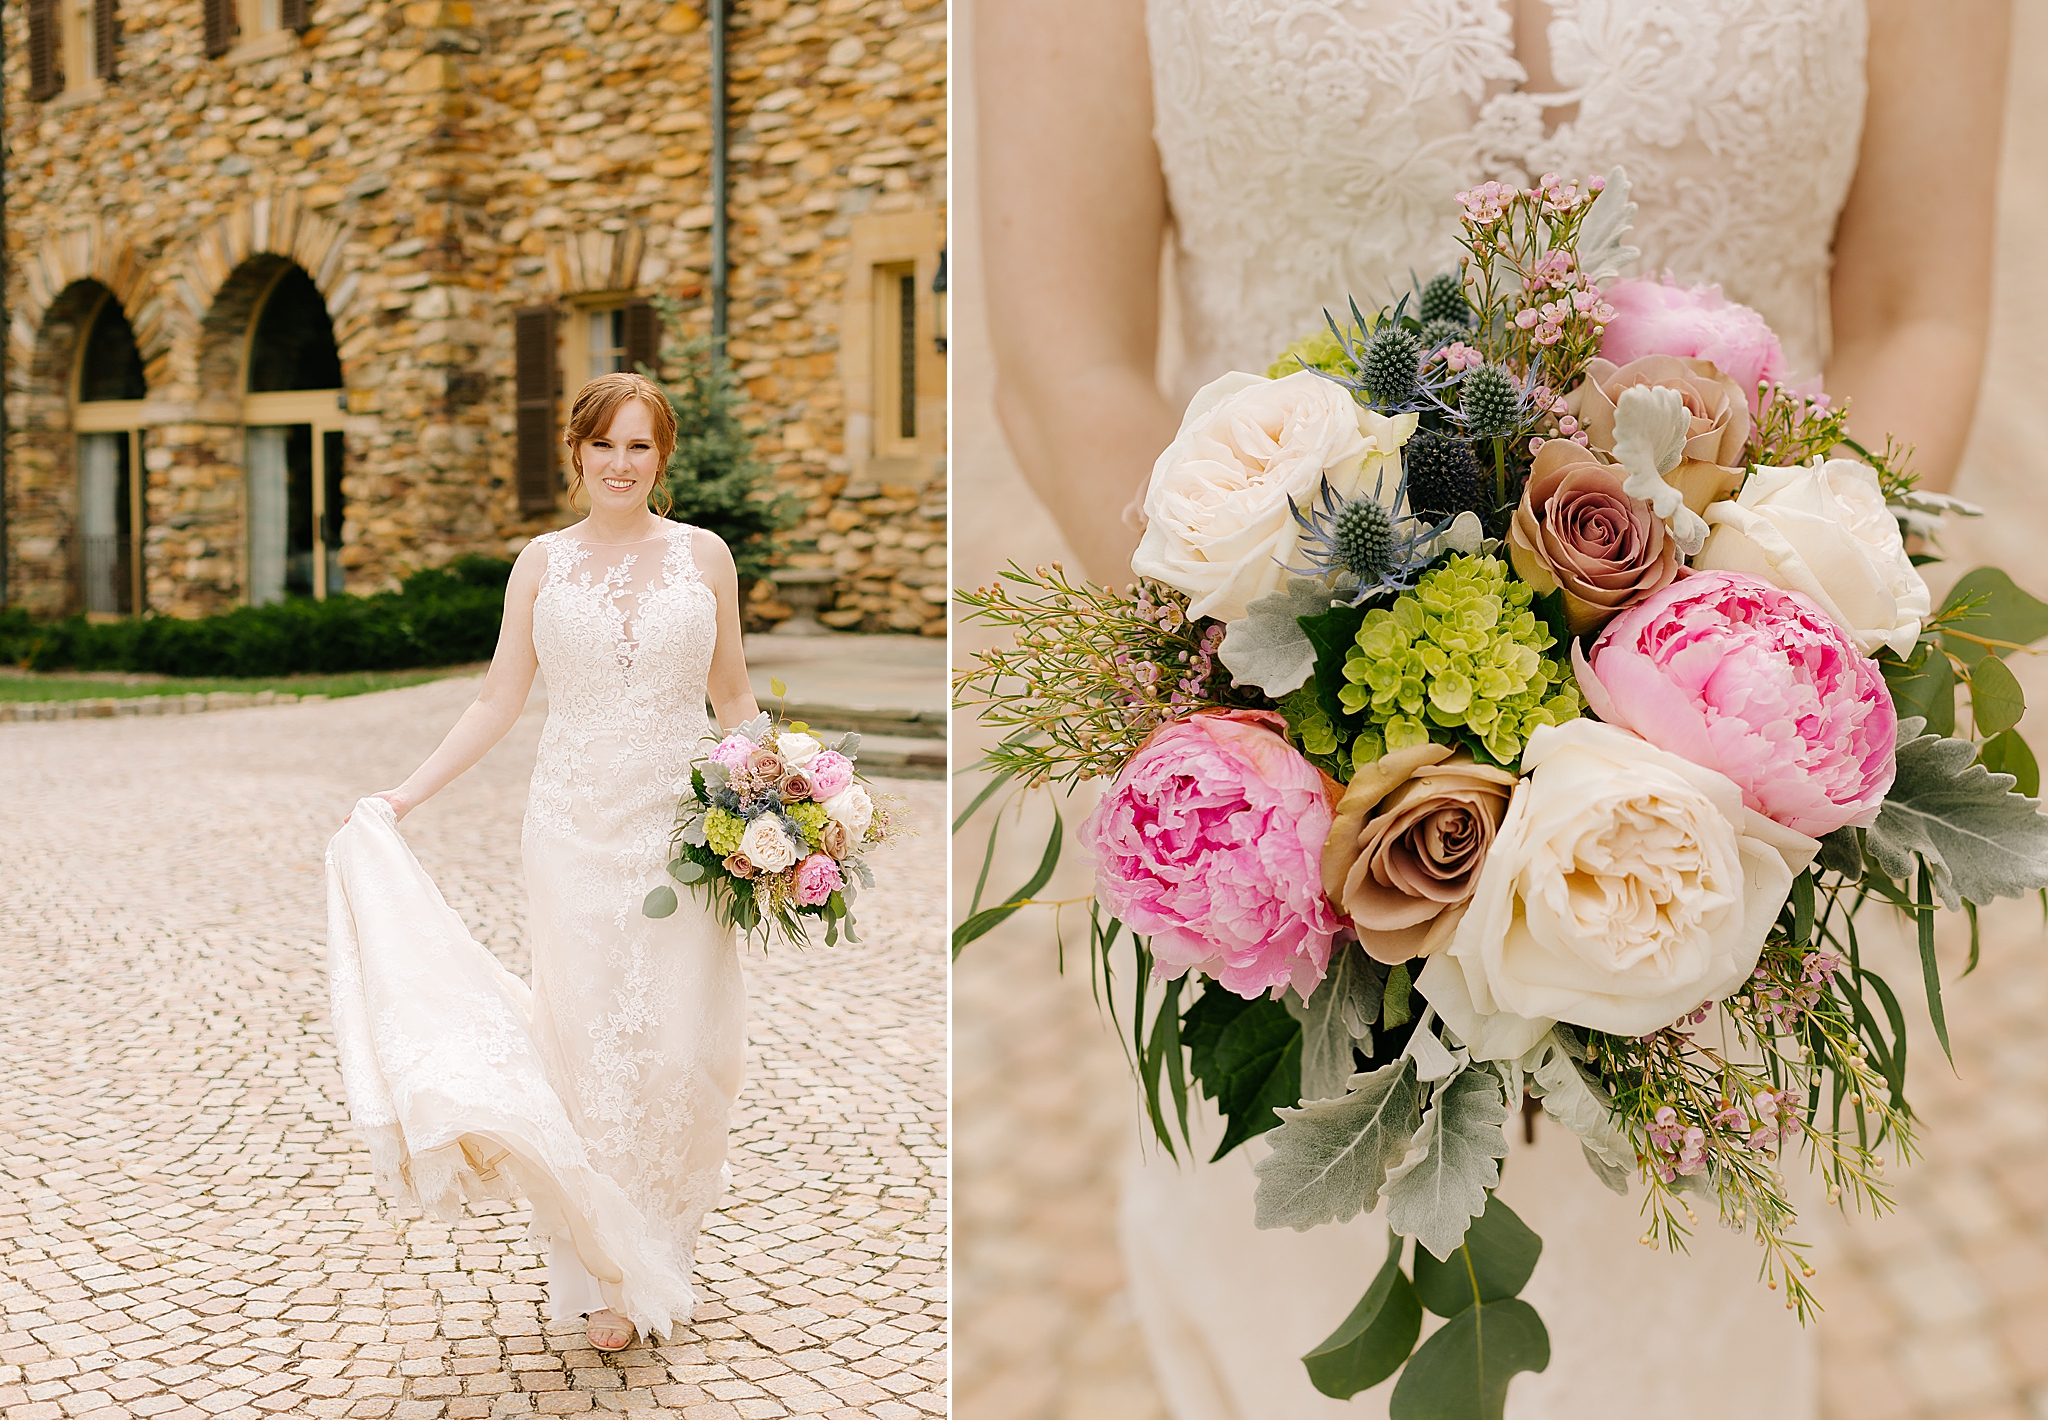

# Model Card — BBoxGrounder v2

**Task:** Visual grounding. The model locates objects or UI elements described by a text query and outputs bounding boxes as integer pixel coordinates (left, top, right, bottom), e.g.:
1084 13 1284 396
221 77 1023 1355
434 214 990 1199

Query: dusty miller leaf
1517 1032 1630 1190
1575 165 1639 283
1219 577 1339 696
1286 943 1386 1102
1868 717 2048 910
1380 1066 1511 1261
1253 1057 1421 1232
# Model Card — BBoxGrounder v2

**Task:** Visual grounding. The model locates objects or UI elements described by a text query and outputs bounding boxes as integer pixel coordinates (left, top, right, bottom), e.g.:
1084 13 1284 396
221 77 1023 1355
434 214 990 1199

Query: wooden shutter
514 308 560 514
27 0 62 100
93 0 118 79
622 301 661 377
202 0 237 57
279 0 308 31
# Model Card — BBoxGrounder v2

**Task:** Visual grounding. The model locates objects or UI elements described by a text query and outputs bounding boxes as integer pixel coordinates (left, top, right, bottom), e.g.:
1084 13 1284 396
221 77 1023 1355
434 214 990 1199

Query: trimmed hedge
0 556 512 678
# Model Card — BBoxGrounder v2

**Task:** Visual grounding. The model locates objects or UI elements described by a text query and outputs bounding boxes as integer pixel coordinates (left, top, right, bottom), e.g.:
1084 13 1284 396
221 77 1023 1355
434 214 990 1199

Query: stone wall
3 0 947 632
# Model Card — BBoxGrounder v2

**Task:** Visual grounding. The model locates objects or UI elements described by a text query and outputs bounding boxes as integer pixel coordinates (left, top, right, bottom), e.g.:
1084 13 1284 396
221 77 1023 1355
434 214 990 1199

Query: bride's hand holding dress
976 1 2009 1415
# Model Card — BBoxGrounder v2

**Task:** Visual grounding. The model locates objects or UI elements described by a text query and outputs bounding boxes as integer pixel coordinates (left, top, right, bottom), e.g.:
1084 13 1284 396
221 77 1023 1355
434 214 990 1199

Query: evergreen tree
644 306 802 584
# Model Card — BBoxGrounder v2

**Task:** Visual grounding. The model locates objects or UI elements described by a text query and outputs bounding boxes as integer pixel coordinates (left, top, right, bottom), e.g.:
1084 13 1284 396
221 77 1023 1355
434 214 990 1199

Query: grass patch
0 665 482 703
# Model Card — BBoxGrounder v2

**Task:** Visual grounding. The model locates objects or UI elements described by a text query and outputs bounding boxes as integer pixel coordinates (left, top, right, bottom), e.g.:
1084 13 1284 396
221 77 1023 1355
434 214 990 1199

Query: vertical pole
708 0 729 366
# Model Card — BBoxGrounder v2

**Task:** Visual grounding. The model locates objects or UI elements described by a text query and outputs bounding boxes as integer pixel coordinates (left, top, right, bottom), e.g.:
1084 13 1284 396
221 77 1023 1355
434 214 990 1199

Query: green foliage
1182 987 1304 1161
1868 718 2048 912
1217 577 1331 697
1381 1066 1511 1261
649 326 802 583
1268 321 1365 380
1980 729 2040 797
1252 1057 1421 1231
1881 639 1955 738
1937 567 2048 669
2 556 511 678
1302 1232 1423 1400
1289 942 1386 1102
1390 1299 1549 1419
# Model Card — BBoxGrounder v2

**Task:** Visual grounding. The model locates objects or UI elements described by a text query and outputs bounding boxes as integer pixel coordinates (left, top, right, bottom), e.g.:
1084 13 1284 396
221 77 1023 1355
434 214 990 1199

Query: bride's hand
343 791 411 826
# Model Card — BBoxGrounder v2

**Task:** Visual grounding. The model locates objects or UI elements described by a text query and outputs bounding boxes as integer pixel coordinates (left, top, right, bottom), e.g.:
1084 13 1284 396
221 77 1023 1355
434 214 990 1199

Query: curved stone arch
5 222 167 393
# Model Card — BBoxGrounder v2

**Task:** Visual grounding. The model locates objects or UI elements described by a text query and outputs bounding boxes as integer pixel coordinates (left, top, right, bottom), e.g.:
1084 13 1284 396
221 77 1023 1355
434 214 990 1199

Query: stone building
2 0 947 634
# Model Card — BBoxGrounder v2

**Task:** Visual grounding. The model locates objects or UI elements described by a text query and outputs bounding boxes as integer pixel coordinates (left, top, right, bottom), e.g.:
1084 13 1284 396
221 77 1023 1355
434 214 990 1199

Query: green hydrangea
1266 322 1366 380
1339 554 1582 765
705 808 746 856
788 799 828 848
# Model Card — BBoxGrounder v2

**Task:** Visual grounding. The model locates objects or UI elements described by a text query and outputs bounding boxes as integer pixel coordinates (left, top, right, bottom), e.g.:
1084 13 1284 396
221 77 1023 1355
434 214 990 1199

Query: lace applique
1147 0 1866 395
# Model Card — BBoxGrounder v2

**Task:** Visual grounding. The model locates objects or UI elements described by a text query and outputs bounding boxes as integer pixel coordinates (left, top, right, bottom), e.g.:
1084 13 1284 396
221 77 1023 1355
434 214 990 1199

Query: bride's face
577 398 664 513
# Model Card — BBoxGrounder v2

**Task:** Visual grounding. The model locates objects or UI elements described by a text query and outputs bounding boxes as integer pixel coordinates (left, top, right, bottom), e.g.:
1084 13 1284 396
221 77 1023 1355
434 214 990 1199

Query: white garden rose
738 814 800 874
776 731 824 766
820 783 874 837
1132 369 1415 623
1418 719 1818 1055
1694 458 1931 658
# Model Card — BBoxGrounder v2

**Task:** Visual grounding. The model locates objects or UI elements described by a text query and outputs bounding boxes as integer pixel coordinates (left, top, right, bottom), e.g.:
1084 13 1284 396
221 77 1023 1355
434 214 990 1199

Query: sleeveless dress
323 520 743 1342
1123 2 1867 1415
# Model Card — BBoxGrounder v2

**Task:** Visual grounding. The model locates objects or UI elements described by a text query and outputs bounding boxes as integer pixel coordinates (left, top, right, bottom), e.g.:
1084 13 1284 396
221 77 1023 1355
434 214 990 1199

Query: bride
977 0 2007 1415
354 371 759 1354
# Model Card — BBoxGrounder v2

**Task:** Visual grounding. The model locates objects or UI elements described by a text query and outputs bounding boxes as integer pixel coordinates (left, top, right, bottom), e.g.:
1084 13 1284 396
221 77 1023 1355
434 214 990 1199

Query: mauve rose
722 853 757 879
1321 743 1517 965
819 819 852 859
1580 570 1898 837
1569 354 1748 514
745 749 787 780
779 770 815 802
1508 440 1679 636
1083 708 1342 999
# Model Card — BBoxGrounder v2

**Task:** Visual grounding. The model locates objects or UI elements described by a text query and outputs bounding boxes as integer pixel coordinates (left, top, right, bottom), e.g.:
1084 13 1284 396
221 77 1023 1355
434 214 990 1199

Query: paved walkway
0 674 946 1420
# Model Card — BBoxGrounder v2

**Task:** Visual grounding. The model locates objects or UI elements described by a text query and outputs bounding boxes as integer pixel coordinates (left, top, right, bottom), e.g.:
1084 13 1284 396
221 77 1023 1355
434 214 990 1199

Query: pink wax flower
1082 708 1342 1000
794 853 844 907
806 750 855 800
1598 275 1790 412
707 732 754 774
1579 571 1897 838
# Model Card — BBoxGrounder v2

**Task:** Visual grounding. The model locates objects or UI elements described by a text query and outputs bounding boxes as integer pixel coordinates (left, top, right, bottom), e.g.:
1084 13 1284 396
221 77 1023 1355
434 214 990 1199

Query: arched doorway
73 288 149 615
242 264 346 604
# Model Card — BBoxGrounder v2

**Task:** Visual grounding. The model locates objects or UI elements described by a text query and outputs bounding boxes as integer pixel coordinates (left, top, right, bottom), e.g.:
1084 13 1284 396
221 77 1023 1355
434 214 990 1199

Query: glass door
73 426 145 615
244 392 345 605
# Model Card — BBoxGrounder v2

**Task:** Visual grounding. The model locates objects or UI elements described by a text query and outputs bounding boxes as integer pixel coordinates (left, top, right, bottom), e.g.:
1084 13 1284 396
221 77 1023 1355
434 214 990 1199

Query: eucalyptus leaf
1302 1231 1423 1400
1220 577 1339 696
1939 567 2048 668
1882 640 1956 739
642 885 679 919
1381 1066 1511 1261
1981 729 2041 798
1388 1299 1549 1420
1867 717 2048 910
1969 654 2026 735
1410 1193 1542 1317
1252 1058 1422 1232
667 859 706 884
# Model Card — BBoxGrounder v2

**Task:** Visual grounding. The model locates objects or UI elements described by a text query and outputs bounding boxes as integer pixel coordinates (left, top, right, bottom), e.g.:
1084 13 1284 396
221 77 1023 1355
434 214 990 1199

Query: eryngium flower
1339 554 1583 764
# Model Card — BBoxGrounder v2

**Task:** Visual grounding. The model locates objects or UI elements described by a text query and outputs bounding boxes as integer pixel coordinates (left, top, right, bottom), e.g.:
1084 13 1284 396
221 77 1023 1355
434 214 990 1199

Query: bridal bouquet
644 681 894 946
957 169 2048 1415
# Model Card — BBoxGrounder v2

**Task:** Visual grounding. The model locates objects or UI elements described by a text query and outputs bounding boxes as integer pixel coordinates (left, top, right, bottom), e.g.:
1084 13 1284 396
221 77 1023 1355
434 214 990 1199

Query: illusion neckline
558 525 686 550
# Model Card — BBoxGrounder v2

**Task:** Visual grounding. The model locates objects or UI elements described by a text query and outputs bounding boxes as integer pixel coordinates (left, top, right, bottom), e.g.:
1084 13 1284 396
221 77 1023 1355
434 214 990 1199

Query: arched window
243 265 345 604
73 291 147 615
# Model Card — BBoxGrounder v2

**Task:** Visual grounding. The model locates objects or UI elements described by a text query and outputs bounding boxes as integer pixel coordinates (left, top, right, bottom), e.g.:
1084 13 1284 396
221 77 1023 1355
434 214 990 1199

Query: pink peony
806 750 854 799
794 852 844 907
1082 708 1342 1000
1579 570 1896 838
1598 275 1790 412
707 732 754 773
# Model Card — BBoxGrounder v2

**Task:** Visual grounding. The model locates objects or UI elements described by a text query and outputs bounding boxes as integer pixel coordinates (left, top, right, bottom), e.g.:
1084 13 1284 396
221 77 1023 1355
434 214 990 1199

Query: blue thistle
1285 468 1454 606
1420 360 1548 441
1307 296 1463 415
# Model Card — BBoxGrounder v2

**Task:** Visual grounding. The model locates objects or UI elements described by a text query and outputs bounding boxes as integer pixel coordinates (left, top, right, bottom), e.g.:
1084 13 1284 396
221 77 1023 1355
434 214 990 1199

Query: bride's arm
370 542 546 819
1826 0 2011 492
696 531 762 731
979 0 1179 584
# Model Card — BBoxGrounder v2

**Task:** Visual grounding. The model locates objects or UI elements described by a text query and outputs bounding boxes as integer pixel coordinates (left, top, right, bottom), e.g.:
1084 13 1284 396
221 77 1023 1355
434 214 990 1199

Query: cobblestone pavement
949 0 2048 1412
0 674 946 1420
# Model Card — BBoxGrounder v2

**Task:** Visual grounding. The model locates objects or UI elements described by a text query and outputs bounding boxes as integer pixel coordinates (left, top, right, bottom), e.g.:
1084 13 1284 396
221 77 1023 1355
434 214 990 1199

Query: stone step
846 732 945 780
785 701 945 741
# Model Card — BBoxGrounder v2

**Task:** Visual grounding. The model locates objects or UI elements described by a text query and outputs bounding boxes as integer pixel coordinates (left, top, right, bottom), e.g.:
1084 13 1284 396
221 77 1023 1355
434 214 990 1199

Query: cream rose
776 731 824 766
1694 459 1930 659
820 783 874 837
1418 719 1817 1055
738 814 800 874
1132 369 1415 623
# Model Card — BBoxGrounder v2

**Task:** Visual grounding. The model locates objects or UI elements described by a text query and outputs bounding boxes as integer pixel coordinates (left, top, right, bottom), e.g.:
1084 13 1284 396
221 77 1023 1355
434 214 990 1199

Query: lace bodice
1147 0 1867 399
529 523 717 834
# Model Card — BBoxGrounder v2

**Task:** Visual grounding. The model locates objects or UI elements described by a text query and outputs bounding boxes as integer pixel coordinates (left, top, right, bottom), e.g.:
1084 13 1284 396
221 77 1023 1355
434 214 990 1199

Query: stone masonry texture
0 676 945 1419
3 0 946 632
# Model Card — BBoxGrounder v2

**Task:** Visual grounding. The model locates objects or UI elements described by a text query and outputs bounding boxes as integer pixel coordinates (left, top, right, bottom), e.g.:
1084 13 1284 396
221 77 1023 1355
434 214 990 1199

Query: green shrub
2 556 512 678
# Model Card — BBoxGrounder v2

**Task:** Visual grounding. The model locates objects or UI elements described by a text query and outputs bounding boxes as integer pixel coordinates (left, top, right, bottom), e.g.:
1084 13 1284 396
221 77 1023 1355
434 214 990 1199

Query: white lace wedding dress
1122 2 1867 1415
326 522 744 1341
